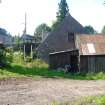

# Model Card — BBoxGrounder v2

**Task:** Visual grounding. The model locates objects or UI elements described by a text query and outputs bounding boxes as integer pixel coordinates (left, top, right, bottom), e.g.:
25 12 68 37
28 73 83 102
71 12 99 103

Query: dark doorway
70 55 79 73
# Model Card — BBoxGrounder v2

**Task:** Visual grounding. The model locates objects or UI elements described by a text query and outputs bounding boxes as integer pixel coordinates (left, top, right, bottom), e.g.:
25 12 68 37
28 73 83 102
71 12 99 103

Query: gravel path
0 78 105 105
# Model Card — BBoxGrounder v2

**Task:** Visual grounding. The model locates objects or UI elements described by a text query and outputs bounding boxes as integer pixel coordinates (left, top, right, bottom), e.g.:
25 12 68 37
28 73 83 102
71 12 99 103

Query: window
68 32 74 42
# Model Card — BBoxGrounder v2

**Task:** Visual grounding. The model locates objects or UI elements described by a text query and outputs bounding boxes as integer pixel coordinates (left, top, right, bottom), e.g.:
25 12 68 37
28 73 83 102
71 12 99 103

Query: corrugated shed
76 35 105 55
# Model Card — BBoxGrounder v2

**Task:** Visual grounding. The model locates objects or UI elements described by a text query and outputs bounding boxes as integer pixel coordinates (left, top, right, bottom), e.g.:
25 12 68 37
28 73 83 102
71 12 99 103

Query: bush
6 47 13 63
13 51 24 64
33 51 37 59
25 56 33 62
0 44 8 67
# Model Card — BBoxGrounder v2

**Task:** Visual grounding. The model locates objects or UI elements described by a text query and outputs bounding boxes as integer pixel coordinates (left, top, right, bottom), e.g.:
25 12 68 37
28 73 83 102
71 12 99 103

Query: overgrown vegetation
52 0 69 30
1 51 105 80
0 51 105 104
0 44 10 67
50 95 105 105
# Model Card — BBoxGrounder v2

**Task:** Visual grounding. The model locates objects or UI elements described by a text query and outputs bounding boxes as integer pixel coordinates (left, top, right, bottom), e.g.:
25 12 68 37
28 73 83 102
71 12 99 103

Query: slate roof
76 34 105 55
37 13 87 62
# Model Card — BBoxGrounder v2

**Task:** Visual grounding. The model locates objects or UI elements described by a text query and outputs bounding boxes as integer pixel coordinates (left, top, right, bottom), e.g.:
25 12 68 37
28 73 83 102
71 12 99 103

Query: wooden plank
80 55 105 73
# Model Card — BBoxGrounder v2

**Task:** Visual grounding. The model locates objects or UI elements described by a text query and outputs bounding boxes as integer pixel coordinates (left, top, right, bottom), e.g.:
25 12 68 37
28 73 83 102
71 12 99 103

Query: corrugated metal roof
76 35 105 55
21 34 34 40
50 49 78 55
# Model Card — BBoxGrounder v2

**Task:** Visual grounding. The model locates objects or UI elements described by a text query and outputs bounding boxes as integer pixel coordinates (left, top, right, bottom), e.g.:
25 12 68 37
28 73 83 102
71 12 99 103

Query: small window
68 32 74 42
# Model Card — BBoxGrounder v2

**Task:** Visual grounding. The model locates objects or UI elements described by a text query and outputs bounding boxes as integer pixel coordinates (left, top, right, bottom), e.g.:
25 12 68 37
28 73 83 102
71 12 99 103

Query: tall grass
13 51 24 65
1 51 105 80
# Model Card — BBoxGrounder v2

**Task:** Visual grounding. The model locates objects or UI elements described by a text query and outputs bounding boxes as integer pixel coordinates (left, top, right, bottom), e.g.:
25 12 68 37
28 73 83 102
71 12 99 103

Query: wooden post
78 55 80 73
31 44 33 59
24 44 26 62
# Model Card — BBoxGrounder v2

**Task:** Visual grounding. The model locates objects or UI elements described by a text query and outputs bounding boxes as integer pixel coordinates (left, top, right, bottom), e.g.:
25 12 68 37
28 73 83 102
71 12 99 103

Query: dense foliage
84 25 96 34
52 0 69 30
56 0 69 22
1 52 105 80
0 28 7 35
35 23 51 35
0 44 7 67
101 25 105 34
34 23 51 42
0 28 11 36
0 44 14 68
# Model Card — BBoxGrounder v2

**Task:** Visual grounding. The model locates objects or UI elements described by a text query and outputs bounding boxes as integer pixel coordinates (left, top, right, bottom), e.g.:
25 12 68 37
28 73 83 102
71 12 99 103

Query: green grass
85 95 105 105
1 60 105 80
0 68 24 79
50 95 105 105
1 52 105 105
1 53 105 104
1 51 105 80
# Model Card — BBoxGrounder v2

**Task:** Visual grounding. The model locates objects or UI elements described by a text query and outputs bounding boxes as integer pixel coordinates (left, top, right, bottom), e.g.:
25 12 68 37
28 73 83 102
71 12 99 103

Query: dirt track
0 78 105 105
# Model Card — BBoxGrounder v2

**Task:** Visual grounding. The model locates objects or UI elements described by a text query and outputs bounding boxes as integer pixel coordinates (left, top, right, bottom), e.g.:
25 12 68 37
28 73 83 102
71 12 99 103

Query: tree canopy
52 0 69 30
57 0 69 22
0 28 7 35
35 23 51 35
101 25 105 34
0 44 7 67
84 25 96 34
34 23 51 42
0 28 11 36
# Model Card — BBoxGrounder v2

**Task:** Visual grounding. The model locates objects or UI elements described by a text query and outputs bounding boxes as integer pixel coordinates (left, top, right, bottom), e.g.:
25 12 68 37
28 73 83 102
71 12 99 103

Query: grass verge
1 59 105 80
51 95 105 105
1 52 105 80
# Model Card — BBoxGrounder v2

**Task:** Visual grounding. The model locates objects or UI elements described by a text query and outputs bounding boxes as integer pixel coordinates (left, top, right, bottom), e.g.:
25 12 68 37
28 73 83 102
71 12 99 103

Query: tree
52 0 69 30
35 23 51 35
84 25 96 34
51 20 59 31
34 23 51 42
0 28 7 35
57 0 69 22
0 44 7 67
12 35 21 51
101 25 105 34
0 28 11 36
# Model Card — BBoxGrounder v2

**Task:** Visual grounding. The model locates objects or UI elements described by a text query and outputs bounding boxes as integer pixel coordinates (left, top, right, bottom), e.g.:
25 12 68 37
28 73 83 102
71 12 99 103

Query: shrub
0 44 8 67
25 56 33 62
13 51 24 64
6 47 13 63
33 51 37 59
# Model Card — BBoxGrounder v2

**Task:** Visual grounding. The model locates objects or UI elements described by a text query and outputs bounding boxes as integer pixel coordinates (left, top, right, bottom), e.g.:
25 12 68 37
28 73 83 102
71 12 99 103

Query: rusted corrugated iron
76 35 105 55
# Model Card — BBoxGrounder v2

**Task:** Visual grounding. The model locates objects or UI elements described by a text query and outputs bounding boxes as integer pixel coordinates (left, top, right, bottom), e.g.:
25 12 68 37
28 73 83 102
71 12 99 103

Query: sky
0 0 105 36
